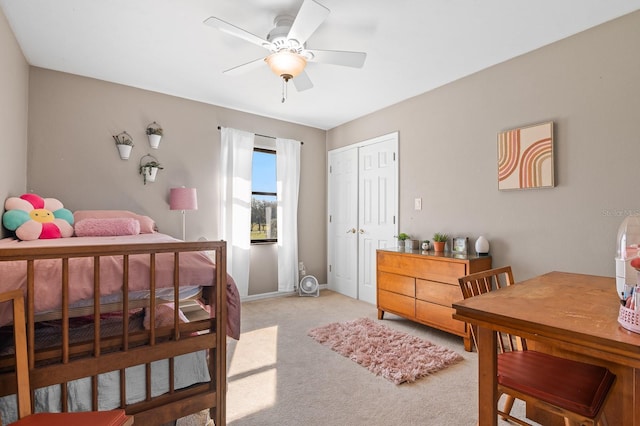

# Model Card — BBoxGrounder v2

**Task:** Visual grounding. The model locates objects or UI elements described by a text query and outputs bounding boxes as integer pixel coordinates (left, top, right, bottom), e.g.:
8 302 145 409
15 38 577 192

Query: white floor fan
299 275 319 297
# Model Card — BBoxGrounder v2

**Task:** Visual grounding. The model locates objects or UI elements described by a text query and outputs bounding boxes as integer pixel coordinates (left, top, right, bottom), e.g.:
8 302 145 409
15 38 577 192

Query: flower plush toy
3 194 74 240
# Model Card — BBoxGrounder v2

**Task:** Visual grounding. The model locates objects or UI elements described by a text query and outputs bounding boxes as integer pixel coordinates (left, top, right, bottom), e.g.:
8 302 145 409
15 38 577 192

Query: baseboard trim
242 284 328 302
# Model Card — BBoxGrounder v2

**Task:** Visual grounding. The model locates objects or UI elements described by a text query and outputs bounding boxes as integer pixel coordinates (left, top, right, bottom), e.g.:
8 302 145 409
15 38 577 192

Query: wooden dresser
376 248 491 351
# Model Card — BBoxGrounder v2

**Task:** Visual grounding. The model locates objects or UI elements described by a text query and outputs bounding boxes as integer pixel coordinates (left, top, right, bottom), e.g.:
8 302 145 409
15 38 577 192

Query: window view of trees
251 197 277 240
251 148 277 242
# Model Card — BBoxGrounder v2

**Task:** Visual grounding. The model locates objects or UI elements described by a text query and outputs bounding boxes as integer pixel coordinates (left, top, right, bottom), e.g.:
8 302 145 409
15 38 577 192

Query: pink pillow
74 218 140 237
73 210 156 234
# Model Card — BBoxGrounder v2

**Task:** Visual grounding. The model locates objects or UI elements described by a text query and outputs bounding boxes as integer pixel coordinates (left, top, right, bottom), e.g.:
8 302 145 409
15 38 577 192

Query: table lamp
170 187 198 240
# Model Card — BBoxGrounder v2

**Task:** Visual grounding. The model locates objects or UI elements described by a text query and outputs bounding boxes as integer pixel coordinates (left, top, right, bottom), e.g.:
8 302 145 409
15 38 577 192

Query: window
251 148 277 243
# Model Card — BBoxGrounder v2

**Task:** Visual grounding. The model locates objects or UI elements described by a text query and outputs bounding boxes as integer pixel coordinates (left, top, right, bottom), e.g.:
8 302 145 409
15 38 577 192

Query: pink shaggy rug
308 318 463 384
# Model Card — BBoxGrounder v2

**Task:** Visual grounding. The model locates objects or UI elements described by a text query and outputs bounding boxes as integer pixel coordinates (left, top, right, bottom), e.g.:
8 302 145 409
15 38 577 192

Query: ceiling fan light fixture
265 51 307 79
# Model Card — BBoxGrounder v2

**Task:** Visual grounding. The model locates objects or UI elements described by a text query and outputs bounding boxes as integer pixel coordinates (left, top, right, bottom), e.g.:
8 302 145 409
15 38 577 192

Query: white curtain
220 127 255 298
276 138 301 292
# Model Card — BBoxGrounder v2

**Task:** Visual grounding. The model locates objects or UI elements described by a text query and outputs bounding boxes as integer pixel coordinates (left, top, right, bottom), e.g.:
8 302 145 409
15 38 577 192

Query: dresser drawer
413 261 466 285
378 271 415 297
416 279 464 306
378 252 468 285
378 289 415 317
415 300 466 335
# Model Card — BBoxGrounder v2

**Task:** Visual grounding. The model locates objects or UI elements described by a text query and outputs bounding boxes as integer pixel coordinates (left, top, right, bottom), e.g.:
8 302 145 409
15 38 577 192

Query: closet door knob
346 228 356 234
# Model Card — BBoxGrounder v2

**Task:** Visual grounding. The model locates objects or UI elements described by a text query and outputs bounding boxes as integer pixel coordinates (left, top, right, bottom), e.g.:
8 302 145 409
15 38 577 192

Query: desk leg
477 326 498 426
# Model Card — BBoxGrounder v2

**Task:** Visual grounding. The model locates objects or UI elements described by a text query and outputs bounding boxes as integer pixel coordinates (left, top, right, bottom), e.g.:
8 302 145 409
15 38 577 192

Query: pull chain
280 74 293 103
281 77 287 103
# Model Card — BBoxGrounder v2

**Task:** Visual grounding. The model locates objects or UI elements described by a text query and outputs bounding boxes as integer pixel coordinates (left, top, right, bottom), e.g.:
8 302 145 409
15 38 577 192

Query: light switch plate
414 198 422 210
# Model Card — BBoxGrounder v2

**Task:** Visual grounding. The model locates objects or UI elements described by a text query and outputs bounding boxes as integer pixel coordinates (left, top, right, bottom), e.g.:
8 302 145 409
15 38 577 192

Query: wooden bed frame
0 240 228 425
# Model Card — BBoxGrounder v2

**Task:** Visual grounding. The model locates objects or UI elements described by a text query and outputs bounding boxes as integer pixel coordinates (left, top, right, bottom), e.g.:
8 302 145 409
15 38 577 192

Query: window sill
251 240 277 245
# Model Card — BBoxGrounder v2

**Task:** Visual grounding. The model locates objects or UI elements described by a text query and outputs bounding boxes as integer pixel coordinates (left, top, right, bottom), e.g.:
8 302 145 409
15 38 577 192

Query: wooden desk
452 271 640 426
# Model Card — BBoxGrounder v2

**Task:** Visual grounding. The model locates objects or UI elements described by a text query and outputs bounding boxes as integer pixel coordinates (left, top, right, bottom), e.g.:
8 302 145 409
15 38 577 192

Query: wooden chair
458 266 616 426
0 290 133 426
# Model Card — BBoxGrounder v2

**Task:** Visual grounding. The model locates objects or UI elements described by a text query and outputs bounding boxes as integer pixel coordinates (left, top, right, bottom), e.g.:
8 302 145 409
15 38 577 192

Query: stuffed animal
3 193 74 240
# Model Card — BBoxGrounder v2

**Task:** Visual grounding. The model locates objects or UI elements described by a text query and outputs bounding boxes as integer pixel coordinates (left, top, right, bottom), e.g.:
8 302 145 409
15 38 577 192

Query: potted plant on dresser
395 233 410 248
432 233 448 252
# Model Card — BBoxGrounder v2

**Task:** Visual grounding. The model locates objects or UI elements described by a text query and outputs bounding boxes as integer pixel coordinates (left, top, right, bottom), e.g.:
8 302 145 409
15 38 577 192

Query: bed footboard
0 240 228 426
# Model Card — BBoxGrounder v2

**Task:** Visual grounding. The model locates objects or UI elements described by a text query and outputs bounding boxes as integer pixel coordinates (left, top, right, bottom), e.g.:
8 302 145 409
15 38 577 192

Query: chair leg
496 392 536 426
501 394 515 420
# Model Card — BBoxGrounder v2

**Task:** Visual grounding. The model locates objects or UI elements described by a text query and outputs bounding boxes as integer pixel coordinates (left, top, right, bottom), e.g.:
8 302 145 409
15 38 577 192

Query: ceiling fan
204 0 367 102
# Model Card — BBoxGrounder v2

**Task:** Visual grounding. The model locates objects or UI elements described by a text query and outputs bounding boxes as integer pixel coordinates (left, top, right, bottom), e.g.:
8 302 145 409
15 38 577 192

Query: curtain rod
217 126 303 145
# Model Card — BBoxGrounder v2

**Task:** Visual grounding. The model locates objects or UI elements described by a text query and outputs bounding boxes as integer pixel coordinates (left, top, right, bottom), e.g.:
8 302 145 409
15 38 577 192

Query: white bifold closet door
327 132 398 304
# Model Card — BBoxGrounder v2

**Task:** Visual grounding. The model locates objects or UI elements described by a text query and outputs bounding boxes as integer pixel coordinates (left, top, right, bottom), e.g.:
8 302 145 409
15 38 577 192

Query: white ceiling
2 1 639 130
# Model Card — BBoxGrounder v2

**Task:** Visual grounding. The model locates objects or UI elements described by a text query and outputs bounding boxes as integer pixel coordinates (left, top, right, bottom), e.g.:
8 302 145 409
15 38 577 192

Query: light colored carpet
308 317 463 384
226 289 540 426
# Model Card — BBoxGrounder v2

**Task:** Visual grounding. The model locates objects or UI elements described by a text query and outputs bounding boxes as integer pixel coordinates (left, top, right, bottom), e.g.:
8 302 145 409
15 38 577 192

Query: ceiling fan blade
287 0 330 46
293 70 313 92
223 57 266 75
204 17 271 50
305 49 367 68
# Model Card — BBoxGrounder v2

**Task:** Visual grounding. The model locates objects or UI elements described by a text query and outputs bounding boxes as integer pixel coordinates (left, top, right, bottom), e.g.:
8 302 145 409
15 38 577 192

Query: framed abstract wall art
498 121 554 191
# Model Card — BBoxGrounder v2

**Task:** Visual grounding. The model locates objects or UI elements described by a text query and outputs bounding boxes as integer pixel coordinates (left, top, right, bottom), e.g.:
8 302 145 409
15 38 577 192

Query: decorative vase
433 241 445 252
475 236 490 255
148 134 162 149
397 240 405 249
116 144 132 160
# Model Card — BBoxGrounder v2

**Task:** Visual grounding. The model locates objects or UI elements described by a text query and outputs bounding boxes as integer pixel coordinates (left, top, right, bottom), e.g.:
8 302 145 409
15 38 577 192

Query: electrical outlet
414 198 422 210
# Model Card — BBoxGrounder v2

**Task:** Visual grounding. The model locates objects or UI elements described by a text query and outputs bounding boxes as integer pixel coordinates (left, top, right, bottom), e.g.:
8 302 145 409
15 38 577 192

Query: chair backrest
458 266 526 353
1 290 33 420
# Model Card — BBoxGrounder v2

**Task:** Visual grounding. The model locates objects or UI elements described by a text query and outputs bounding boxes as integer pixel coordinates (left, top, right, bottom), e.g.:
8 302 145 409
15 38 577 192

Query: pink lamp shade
170 187 198 211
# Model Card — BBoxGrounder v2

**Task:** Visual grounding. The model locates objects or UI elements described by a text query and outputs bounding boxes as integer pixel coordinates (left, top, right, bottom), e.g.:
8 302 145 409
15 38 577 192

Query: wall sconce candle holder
113 131 134 160
146 121 163 149
139 154 163 184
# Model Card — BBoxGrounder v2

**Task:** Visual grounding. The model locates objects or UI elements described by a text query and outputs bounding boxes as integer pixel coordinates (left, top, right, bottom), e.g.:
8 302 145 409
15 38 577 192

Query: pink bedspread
0 233 241 339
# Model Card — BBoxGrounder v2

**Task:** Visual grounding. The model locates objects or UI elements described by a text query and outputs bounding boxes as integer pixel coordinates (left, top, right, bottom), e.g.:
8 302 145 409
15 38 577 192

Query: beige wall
250 244 279 295
26 69 327 292
328 11 640 281
0 7 29 238
10 9 640 294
